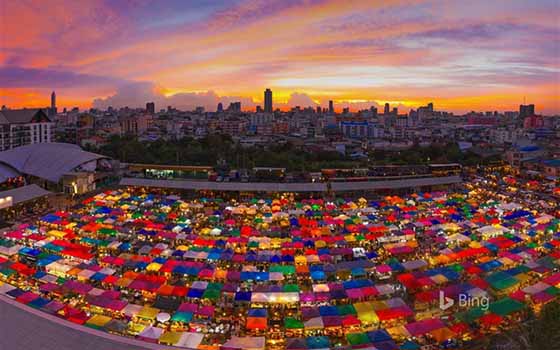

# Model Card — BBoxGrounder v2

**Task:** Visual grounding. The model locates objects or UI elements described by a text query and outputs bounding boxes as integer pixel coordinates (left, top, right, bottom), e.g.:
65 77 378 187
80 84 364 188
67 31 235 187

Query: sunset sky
1 0 559 114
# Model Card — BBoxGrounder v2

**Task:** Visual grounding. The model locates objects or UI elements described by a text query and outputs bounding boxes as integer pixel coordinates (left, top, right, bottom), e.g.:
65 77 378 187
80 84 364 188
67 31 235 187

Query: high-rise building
264 88 273 113
519 104 535 118
49 91 57 116
328 100 334 113
146 102 155 114
217 103 223 112
384 103 390 115
392 107 398 115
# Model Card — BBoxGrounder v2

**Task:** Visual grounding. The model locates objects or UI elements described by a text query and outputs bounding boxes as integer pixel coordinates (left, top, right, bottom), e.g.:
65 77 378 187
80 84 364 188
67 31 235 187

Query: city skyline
1 0 559 113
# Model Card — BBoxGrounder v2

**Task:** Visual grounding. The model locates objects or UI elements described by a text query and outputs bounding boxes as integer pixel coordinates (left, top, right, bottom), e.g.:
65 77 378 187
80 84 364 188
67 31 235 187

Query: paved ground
0 295 175 350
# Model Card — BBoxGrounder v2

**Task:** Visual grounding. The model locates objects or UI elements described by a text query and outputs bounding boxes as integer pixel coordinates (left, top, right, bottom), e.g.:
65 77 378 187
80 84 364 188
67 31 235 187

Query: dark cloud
0 66 125 89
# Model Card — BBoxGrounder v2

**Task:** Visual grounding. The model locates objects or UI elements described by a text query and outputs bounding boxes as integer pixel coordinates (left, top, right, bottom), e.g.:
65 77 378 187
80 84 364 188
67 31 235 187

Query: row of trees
88 135 498 171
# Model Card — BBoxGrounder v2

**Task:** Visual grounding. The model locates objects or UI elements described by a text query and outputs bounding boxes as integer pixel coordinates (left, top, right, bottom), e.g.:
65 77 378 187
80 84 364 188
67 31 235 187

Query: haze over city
1 0 559 114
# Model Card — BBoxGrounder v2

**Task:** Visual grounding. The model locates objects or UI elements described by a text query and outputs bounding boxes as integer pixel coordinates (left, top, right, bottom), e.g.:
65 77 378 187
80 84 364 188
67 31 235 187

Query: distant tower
384 103 390 115
264 88 273 113
50 91 57 116
328 100 334 113
217 103 223 112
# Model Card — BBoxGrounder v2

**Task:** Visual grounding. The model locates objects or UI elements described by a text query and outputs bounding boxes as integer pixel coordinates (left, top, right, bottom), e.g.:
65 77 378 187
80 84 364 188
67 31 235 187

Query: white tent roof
222 336 265 350
176 332 204 348
138 326 164 340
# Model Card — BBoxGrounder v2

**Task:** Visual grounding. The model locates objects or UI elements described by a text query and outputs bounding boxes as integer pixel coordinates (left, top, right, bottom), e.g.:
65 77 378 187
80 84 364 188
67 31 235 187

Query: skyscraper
384 103 390 115
217 103 223 112
264 88 273 113
49 91 57 116
328 100 334 113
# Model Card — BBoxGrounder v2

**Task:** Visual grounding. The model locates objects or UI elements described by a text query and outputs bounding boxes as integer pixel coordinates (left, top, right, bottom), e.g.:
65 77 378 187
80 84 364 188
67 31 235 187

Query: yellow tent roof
86 314 112 327
159 331 183 345
431 274 448 285
128 322 147 335
138 306 160 320
353 302 379 324
146 262 162 272
386 325 411 338
47 230 67 238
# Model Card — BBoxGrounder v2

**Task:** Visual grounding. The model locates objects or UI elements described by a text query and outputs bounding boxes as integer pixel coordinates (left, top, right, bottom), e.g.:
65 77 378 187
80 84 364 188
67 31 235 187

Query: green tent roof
283 284 300 293
284 317 304 329
269 265 295 275
456 307 485 323
489 276 519 291
171 311 193 323
489 297 525 316
337 304 357 315
202 288 221 300
346 332 370 346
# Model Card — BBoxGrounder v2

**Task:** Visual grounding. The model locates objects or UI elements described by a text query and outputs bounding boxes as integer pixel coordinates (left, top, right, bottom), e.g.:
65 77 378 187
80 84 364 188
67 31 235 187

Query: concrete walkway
0 295 179 350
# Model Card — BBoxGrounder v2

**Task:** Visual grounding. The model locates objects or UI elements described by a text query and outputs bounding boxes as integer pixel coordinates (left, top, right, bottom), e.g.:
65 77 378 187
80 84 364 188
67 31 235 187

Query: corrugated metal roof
0 184 51 205
0 143 108 182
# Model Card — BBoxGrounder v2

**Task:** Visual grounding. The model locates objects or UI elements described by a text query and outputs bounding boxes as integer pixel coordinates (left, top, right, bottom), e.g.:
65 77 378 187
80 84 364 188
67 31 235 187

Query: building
519 104 535 118
264 89 273 113
384 103 390 115
370 106 378 118
340 121 368 139
543 159 560 178
250 113 272 127
523 115 545 129
49 91 57 117
227 102 241 112
328 100 334 113
217 118 247 136
146 102 155 114
505 145 543 167
217 103 223 113
0 109 54 151
119 114 153 135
